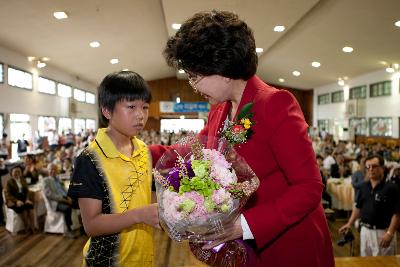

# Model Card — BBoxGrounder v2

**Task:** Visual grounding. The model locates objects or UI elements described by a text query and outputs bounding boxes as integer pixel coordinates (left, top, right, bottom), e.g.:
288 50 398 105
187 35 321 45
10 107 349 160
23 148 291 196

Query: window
0 113 4 135
38 116 56 137
85 92 95 104
318 93 330 105
331 90 344 103
57 83 72 98
317 120 329 133
0 63 4 83
38 77 56 95
369 117 392 137
74 118 86 134
8 67 33 90
58 117 72 135
74 88 86 102
349 118 368 136
86 119 96 131
370 81 391 97
349 85 367 99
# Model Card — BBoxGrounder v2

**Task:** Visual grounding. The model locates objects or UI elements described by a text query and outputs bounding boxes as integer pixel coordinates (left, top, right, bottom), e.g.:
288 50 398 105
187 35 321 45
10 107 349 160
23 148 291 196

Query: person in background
23 155 41 185
150 10 334 267
68 71 159 266
352 155 367 201
42 163 78 238
16 134 29 154
4 166 36 234
0 132 9 160
0 158 8 225
339 154 400 256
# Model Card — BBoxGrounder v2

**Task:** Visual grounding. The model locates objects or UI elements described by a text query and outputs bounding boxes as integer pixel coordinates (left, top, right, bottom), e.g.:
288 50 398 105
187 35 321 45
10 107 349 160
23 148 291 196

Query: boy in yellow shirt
68 71 159 266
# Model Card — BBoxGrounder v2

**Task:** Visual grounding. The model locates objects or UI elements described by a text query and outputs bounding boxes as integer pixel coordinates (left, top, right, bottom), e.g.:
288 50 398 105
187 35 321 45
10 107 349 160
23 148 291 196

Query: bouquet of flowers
153 135 259 266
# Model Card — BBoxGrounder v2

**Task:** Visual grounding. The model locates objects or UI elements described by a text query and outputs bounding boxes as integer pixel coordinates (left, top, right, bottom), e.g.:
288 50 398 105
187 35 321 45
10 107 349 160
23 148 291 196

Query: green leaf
237 102 254 120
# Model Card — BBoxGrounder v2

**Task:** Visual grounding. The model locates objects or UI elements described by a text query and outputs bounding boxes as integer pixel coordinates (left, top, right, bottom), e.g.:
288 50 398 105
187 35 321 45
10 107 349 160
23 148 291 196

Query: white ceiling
0 0 399 90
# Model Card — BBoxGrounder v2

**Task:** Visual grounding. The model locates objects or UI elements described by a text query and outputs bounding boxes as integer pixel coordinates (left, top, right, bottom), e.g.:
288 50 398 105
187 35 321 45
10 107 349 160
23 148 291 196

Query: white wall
313 69 400 139
0 45 98 139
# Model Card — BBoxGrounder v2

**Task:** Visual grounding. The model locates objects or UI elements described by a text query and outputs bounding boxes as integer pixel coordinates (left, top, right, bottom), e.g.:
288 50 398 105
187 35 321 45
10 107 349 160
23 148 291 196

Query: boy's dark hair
163 10 257 80
98 71 152 126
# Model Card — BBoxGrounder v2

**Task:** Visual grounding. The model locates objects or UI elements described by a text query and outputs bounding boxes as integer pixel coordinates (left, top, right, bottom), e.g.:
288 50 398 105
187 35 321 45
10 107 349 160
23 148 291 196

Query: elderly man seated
42 163 78 237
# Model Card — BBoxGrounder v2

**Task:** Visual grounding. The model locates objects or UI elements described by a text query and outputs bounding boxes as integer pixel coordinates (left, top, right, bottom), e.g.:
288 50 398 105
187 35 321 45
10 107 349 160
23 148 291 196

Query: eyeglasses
365 164 381 171
187 73 203 94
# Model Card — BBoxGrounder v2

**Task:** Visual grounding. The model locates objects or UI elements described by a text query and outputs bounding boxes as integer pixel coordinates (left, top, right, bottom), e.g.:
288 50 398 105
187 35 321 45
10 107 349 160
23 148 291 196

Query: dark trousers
56 199 79 230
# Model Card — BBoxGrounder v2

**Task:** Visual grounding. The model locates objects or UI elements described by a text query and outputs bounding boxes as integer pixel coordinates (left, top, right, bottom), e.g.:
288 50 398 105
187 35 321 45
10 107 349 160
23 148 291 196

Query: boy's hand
140 203 160 229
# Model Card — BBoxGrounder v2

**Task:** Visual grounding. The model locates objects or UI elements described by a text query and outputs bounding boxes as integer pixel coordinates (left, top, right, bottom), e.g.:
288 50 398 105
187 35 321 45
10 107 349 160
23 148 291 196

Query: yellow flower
240 118 252 130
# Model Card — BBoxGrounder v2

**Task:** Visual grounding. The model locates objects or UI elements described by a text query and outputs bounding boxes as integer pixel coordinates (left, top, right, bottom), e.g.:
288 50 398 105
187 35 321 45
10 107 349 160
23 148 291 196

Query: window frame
7 65 33 90
38 76 57 95
318 93 330 105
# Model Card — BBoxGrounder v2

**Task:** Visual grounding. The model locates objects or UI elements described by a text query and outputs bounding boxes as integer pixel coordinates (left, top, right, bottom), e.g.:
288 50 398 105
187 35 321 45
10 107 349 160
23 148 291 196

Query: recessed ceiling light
278 78 285 83
53 11 68 20
342 46 353 53
256 47 264 53
28 56 36 62
292 71 301 76
338 79 345 86
172 23 181 30
37 61 46 68
110 58 119 64
379 61 388 65
311 61 321 68
178 69 185 74
395 20 400 27
122 68 129 71
41 57 50 61
273 25 285 32
89 41 100 48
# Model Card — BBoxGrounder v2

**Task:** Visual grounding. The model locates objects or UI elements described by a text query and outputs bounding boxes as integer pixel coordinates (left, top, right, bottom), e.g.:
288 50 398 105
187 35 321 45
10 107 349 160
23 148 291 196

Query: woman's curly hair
163 10 257 80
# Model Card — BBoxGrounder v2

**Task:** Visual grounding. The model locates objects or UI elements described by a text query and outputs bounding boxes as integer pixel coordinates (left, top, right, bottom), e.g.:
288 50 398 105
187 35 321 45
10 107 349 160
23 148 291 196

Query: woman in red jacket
151 10 334 267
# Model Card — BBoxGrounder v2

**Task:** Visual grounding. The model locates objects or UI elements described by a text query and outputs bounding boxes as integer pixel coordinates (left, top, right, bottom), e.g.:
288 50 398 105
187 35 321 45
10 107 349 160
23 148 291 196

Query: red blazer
151 76 334 267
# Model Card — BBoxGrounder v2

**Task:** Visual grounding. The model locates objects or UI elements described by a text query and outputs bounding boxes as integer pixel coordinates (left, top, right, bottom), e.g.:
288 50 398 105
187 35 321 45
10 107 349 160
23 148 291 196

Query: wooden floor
1 215 400 267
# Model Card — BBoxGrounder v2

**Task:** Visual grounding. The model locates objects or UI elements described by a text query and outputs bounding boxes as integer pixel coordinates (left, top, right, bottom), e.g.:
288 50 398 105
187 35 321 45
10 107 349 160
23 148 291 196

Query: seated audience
4 166 36 233
42 163 79 237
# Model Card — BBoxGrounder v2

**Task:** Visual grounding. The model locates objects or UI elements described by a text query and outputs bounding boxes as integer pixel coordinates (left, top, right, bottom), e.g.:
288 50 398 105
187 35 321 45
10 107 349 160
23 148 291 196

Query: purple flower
167 167 181 191
166 161 195 191
185 161 195 178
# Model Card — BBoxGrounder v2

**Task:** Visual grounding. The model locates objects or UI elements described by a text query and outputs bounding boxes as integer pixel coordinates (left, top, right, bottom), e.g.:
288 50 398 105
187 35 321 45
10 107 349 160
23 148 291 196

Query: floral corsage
220 102 255 146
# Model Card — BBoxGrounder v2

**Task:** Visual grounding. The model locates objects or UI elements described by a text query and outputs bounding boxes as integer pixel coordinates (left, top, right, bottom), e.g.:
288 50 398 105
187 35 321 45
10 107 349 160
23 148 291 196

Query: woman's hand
16 200 24 207
202 217 243 250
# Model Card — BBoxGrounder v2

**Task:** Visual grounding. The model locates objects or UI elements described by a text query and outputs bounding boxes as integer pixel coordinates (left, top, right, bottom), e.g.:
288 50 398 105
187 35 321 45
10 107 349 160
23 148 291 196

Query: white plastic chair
2 191 24 234
41 191 80 234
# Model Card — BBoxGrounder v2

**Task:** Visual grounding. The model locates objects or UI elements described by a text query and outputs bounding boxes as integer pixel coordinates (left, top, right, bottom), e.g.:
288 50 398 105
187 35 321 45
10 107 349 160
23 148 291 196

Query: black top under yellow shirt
68 128 154 267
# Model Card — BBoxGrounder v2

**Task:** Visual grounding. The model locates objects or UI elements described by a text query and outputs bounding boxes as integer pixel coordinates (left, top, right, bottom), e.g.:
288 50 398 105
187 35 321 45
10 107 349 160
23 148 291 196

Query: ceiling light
41 57 50 61
176 97 181 103
89 41 100 48
278 78 285 83
28 56 36 62
395 20 400 27
342 46 353 53
178 69 185 74
386 67 395 73
172 23 181 30
311 61 321 68
110 58 119 64
273 25 285 32
256 47 264 53
53 11 68 20
122 68 129 71
37 61 46 68
292 71 301 76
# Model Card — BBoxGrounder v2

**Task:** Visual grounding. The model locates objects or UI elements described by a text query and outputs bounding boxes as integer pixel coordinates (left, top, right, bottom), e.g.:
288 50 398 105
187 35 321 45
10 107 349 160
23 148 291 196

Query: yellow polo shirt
69 128 154 266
